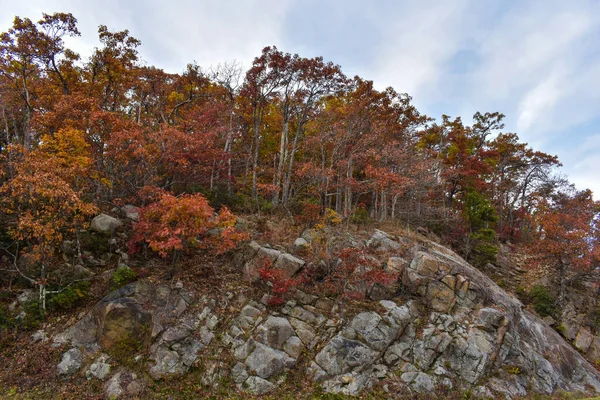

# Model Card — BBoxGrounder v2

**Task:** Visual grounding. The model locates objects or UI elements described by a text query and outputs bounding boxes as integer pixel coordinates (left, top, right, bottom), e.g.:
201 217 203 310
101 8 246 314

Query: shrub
0 305 15 330
20 300 45 330
529 285 556 317
350 205 369 224
47 281 91 311
589 306 600 334
111 266 138 289
128 190 248 258
468 228 498 267
294 201 321 228
258 257 307 306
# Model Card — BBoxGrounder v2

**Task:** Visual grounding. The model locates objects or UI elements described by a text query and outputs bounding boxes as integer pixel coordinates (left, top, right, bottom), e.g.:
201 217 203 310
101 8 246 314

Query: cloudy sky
1 0 599 197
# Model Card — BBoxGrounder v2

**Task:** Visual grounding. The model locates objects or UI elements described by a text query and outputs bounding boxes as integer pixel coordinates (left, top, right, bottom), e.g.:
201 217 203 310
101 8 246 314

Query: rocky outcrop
237 241 305 281
54 230 600 398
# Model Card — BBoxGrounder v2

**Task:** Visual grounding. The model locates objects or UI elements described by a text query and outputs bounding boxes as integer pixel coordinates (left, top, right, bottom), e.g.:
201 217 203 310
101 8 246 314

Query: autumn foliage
0 11 598 310
128 191 248 257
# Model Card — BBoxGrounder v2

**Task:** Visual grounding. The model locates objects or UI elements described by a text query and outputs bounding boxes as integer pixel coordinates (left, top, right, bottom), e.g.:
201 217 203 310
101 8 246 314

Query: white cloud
368 0 473 101
516 74 562 133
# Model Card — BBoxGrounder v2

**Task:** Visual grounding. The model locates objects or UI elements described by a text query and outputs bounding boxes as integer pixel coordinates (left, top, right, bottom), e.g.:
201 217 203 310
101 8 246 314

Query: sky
1 0 599 197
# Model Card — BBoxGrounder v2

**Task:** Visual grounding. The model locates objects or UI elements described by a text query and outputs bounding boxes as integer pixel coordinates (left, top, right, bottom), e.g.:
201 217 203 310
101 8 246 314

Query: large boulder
54 280 190 352
90 214 122 234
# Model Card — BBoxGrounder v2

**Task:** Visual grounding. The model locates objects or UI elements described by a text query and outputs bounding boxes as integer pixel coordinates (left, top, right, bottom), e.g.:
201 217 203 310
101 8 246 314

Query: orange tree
0 141 97 311
128 190 248 270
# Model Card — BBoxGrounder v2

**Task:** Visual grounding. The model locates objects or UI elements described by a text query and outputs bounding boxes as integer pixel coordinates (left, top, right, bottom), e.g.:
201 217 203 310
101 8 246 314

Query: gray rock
385 257 408 274
349 311 398 351
104 370 143 399
367 229 403 251
322 371 372 395
199 325 214 346
384 342 412 365
149 337 204 379
255 316 295 350
576 327 594 352
274 253 305 279
86 354 111 380
314 334 379 376
234 338 256 360
244 376 275 395
231 362 249 384
401 371 435 393
478 307 507 330
289 317 317 348
121 205 140 221
57 347 83 376
31 329 48 343
292 237 310 252
90 214 122 233
245 343 296 379
283 335 303 359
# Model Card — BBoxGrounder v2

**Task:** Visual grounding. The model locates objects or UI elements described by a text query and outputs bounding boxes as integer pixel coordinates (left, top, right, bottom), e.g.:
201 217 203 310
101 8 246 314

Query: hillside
1 11 600 400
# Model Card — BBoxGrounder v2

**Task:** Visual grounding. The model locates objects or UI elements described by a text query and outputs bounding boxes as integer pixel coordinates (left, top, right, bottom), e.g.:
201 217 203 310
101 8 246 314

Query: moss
529 285 556 318
106 336 143 368
555 323 567 337
111 265 138 290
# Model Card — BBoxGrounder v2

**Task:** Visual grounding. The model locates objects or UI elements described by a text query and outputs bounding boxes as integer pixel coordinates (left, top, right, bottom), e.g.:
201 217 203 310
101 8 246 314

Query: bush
589 306 600 334
350 206 369 224
111 266 138 289
529 285 556 317
0 305 15 330
468 228 498 267
19 300 45 330
47 281 91 311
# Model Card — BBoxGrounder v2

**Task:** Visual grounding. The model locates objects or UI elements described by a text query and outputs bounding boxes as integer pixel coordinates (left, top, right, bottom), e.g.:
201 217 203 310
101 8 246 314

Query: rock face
237 241 305 281
54 230 600 399
90 214 122 234
53 280 191 363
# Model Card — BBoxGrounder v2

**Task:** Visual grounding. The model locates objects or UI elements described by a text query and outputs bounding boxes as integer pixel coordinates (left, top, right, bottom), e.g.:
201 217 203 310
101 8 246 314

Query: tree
128 190 248 271
0 143 97 310
529 189 600 308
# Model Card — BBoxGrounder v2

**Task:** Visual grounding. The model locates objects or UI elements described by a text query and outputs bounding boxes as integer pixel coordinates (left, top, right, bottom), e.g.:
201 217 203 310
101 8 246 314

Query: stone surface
315 334 379 377
274 253 305 279
86 354 111 380
255 316 295 350
576 327 594 353
244 376 275 395
245 343 295 379
90 213 122 234
57 348 83 376
121 204 140 221
292 237 310 252
367 229 403 251
51 229 600 399
104 370 144 399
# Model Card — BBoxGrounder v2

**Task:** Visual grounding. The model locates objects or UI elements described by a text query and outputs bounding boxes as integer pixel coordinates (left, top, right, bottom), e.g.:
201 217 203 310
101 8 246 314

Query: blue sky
1 0 599 197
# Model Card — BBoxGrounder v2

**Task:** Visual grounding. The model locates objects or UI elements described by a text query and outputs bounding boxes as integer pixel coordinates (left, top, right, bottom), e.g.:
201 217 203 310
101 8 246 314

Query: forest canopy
0 12 598 300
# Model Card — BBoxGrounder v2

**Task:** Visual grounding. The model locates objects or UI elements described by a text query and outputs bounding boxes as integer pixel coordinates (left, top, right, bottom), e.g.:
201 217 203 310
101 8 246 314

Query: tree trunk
273 119 289 205
251 108 262 202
